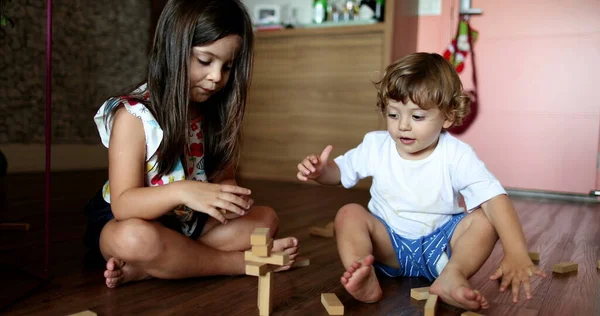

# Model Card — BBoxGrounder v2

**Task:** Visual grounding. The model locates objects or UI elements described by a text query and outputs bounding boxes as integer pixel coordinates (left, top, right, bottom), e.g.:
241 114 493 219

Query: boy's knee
335 203 365 227
110 219 163 262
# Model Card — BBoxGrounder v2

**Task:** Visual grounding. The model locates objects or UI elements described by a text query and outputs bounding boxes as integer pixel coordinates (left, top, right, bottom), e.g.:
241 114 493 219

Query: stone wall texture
0 0 151 143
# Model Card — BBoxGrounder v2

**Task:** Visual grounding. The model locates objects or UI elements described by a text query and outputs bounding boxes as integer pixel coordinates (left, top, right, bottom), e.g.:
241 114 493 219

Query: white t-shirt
334 131 506 239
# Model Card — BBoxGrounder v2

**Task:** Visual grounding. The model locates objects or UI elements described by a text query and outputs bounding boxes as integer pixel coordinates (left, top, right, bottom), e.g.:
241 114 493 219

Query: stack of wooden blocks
245 228 290 316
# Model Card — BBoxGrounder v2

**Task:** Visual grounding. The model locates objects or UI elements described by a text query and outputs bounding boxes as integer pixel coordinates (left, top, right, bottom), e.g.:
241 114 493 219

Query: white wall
242 0 314 25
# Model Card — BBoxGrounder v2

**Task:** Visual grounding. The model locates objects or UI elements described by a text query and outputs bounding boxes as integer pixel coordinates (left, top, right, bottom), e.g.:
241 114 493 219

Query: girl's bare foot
104 257 152 288
340 255 382 303
430 265 489 311
271 237 299 272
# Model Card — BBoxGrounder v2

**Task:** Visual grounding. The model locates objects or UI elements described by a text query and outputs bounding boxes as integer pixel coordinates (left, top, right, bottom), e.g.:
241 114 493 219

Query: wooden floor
0 170 599 316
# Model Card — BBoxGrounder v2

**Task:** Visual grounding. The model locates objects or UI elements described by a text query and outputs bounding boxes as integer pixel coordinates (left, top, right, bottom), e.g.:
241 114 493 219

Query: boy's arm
480 194 528 255
480 194 547 301
315 160 342 186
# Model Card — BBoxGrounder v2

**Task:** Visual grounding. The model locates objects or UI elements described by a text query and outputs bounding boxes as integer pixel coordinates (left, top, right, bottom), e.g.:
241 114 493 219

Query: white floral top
94 88 207 225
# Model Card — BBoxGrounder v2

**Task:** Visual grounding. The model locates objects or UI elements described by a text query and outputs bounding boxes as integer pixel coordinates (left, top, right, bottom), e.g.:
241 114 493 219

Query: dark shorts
83 189 209 253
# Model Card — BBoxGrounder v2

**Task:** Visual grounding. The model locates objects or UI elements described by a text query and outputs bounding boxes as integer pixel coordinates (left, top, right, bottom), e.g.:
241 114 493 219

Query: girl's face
189 35 242 103
385 100 453 160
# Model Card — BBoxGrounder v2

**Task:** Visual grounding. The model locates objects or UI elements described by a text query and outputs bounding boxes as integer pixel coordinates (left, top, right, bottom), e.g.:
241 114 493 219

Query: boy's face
189 35 241 103
385 100 453 160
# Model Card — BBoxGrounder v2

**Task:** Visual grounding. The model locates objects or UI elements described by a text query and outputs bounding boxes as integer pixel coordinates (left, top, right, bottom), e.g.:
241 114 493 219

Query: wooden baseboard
1 144 108 173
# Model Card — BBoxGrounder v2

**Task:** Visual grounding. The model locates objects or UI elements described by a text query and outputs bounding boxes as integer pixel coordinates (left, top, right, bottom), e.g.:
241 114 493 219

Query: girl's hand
490 252 547 303
178 181 252 224
297 145 333 181
223 196 254 220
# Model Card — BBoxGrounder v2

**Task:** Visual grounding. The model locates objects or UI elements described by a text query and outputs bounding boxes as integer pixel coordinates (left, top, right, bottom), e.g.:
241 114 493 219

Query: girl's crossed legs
334 203 497 311
100 206 299 288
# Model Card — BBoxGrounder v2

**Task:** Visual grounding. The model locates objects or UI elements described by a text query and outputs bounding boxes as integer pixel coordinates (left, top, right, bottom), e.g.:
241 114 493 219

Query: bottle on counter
313 0 328 24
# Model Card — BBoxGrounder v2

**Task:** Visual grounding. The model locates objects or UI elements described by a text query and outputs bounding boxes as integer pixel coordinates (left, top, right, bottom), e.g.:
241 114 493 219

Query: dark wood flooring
0 170 598 316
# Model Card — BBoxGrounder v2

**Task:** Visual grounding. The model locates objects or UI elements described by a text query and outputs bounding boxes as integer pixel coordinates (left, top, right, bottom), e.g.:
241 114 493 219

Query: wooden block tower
245 228 290 316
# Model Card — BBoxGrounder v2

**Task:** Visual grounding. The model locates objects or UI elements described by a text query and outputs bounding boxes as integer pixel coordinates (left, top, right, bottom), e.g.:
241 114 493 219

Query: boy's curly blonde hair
375 53 471 127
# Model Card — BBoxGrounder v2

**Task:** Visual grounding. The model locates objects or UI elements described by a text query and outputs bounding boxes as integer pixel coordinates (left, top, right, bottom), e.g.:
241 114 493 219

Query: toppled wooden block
0 223 30 231
321 293 344 315
251 228 270 246
67 311 97 316
325 221 334 230
310 226 334 238
258 272 273 315
424 294 438 316
410 286 430 300
252 239 273 257
552 262 578 274
245 250 290 266
291 257 310 268
246 262 274 277
461 312 483 316
528 251 540 261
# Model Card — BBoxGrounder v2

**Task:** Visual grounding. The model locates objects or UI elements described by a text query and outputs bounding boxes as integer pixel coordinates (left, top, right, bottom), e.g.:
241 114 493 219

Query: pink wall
400 0 600 194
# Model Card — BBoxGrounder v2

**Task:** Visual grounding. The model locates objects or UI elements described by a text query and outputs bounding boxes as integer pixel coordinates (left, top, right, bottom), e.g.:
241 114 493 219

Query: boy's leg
430 209 498 311
100 206 298 288
334 203 397 303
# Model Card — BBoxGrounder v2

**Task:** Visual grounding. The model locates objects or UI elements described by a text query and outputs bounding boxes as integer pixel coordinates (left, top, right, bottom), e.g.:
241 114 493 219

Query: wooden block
325 221 334 230
291 257 310 268
245 250 290 266
321 293 344 315
552 262 578 274
251 228 270 246
0 223 30 231
424 294 438 316
410 286 430 300
309 226 334 238
246 262 274 276
258 272 273 316
461 312 483 316
252 239 273 257
528 251 540 261
597 260 600 270
67 311 97 316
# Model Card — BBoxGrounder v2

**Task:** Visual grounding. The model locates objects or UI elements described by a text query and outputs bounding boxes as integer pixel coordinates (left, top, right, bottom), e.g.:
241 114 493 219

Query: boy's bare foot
430 265 489 311
104 257 152 288
340 255 382 303
271 237 299 272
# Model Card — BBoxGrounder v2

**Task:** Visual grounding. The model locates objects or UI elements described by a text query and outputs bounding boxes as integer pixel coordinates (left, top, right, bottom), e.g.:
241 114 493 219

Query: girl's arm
107 108 184 220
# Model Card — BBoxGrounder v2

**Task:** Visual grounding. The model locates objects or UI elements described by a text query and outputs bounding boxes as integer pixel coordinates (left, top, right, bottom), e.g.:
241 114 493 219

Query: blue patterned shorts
374 212 466 281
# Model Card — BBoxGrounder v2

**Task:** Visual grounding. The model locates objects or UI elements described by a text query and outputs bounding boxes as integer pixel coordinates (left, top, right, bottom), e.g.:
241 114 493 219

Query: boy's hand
490 253 547 303
297 145 333 181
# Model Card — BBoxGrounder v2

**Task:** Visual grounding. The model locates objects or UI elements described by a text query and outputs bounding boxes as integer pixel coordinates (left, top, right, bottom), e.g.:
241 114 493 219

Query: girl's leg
100 206 298 288
430 209 498 311
334 203 397 303
100 218 244 287
198 205 299 269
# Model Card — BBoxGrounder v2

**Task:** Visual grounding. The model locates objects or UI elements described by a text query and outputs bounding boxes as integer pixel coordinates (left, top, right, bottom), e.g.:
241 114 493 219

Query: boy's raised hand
490 252 547 303
297 145 333 181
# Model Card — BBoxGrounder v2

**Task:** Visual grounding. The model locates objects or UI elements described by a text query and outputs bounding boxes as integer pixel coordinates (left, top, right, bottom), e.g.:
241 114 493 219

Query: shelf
255 23 386 39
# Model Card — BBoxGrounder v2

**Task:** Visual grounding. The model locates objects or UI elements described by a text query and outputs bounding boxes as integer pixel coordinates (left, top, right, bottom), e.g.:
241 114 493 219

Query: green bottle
375 0 384 21
313 0 328 24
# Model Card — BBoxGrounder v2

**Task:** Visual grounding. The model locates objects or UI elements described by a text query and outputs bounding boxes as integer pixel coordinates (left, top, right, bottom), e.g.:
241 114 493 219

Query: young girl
297 53 546 311
84 0 299 288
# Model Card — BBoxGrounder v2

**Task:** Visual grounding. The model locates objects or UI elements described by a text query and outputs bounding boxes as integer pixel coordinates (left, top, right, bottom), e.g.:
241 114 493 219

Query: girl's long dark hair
105 0 253 180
